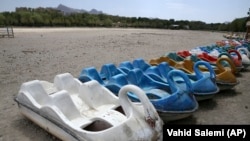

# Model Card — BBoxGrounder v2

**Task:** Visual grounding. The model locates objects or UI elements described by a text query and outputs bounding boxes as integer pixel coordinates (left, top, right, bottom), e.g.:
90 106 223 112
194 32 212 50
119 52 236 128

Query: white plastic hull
18 104 79 141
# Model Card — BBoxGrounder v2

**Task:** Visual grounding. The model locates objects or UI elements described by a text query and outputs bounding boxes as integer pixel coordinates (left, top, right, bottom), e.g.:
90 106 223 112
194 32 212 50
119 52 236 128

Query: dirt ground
0 28 249 141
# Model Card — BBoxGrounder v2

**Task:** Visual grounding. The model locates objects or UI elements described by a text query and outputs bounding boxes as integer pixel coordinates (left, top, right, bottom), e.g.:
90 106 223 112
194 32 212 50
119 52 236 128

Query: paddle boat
145 61 219 101
165 52 185 62
149 56 239 91
79 64 199 122
149 56 194 74
177 50 192 58
15 73 163 141
108 69 199 122
237 47 250 68
198 52 217 63
218 50 244 73
212 57 240 90
166 50 221 69
131 59 218 100
118 59 218 100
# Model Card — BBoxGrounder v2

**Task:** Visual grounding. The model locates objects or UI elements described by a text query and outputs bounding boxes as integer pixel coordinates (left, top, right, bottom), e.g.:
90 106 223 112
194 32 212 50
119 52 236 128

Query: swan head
118 84 163 138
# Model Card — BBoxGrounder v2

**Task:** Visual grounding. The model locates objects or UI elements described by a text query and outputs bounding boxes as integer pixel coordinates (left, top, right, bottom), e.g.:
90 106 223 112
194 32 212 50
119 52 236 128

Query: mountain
56 4 103 15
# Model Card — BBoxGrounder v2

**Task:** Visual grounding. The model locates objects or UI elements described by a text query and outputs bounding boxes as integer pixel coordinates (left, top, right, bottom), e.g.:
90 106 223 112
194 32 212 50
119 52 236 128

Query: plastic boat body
79 64 199 122
15 73 163 141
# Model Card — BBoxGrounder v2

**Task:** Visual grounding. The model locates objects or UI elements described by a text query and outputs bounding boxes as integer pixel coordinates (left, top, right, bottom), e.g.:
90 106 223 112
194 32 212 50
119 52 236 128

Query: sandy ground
0 28 249 141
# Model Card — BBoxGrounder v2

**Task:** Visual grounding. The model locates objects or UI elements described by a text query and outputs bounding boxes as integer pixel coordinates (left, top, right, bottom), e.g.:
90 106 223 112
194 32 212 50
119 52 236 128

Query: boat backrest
119 61 134 70
80 67 104 85
167 52 184 61
132 58 150 71
145 66 162 77
100 63 125 80
54 73 81 94
50 90 81 120
79 80 119 110
127 68 143 86
19 80 50 106
158 62 173 78
109 74 129 86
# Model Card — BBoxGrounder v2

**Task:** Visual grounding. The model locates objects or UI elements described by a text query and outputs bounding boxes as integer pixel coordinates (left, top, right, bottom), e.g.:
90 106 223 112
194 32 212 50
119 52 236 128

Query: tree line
0 7 248 32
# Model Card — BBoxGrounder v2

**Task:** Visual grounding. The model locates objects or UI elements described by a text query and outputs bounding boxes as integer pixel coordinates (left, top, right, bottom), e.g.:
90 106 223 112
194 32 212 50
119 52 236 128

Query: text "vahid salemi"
166 128 224 136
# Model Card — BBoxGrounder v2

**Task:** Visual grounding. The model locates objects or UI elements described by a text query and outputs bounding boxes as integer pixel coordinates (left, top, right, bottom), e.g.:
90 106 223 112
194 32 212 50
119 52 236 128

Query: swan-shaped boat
125 59 219 98
224 50 243 72
165 52 185 62
146 61 219 101
120 59 218 100
212 57 240 90
236 47 250 69
80 64 199 122
149 56 239 91
149 56 195 74
15 73 163 141
108 69 199 122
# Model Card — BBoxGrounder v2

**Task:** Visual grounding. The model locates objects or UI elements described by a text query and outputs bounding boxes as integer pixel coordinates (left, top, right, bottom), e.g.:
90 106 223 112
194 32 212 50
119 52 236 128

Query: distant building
169 24 189 30
169 24 180 29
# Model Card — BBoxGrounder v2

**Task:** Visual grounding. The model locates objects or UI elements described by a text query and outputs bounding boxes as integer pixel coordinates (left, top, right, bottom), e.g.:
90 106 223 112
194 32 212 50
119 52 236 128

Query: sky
1 0 250 23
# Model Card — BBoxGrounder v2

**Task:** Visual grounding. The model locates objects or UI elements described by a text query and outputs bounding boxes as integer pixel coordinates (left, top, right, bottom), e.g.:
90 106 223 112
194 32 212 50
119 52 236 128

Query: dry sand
0 28 249 141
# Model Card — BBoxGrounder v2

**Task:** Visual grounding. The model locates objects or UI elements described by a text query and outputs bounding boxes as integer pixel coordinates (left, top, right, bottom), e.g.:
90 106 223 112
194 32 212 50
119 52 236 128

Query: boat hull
17 103 79 141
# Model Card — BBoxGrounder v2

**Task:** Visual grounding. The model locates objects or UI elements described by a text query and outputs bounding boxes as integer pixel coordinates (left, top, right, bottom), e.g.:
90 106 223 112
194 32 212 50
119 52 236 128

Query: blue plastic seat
79 67 104 85
79 67 122 95
132 58 151 71
100 63 126 80
119 61 134 73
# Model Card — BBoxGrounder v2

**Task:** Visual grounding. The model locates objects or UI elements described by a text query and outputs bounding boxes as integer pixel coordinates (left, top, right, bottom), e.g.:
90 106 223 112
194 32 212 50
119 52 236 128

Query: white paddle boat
15 73 163 141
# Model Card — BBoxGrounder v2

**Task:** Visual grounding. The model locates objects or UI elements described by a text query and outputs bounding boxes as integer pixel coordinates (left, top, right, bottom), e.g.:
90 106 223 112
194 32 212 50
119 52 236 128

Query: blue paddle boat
107 69 199 122
79 64 199 122
119 58 219 100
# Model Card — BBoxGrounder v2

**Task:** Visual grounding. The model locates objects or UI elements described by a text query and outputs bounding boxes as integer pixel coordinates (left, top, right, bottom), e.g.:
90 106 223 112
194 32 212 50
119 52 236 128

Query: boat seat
19 80 92 127
144 66 166 83
54 73 90 111
108 74 129 87
43 90 92 128
167 52 185 61
100 63 126 80
119 61 134 73
127 68 170 91
19 80 50 108
79 67 105 85
49 90 82 121
157 62 173 78
54 73 81 94
127 68 164 88
79 80 120 111
132 58 151 71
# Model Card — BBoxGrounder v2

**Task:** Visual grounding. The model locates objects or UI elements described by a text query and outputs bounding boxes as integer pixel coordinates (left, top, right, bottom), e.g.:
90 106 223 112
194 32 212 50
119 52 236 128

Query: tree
31 13 43 26
230 17 247 32
0 13 5 26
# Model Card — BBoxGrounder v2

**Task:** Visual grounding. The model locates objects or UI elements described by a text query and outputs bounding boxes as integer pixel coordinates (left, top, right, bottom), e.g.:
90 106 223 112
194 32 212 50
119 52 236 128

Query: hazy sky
1 0 250 23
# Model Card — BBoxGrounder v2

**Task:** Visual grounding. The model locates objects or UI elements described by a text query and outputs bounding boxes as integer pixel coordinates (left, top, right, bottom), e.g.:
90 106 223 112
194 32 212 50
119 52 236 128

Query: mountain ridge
56 4 103 15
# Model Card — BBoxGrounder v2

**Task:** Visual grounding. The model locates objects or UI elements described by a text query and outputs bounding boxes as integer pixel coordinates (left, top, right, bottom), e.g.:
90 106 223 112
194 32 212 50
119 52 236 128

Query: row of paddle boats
15 39 250 140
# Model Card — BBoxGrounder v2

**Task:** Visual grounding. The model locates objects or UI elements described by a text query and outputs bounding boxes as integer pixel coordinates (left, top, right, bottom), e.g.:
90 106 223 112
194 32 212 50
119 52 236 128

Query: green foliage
0 13 5 26
230 17 247 32
0 6 248 32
